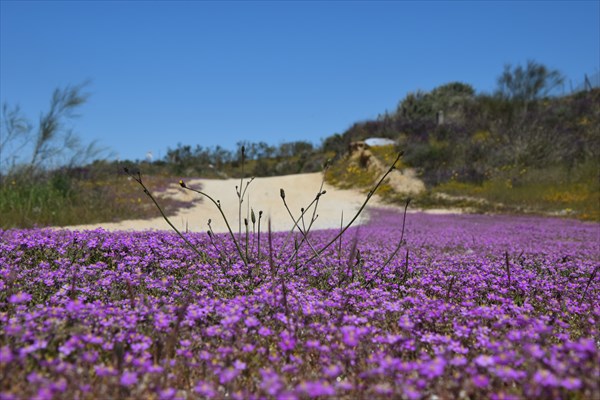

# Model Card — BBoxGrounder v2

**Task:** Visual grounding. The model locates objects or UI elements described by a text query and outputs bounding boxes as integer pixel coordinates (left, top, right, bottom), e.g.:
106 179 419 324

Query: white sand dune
60 173 389 233
59 171 461 233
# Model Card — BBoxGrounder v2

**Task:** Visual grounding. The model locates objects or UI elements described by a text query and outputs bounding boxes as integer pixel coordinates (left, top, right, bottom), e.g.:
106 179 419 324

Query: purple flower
533 369 558 387
474 354 495 368
8 292 31 304
33 387 53 400
403 385 421 400
374 383 393 394
0 347 13 364
154 312 172 331
322 364 341 378
233 360 247 370
398 315 415 330
279 330 296 352
219 367 240 384
194 381 217 398
491 366 526 381
276 393 298 400
571 338 596 353
82 351 98 363
296 380 336 397
27 372 44 383
158 388 176 400
472 374 490 388
561 377 582 390
120 371 138 386
131 342 150 353
340 325 360 347
146 364 164 373
221 314 241 327
65 299 84 313
94 365 118 377
260 369 283 396
51 378 67 392
79 384 91 393
258 326 272 336
525 344 545 359
490 393 520 400
420 357 446 378
449 355 467 367
186 305 208 321
244 315 260 328
335 380 353 391
58 341 76 356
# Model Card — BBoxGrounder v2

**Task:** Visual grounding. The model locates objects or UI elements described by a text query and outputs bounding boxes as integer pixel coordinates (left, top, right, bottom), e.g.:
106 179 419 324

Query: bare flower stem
364 198 410 288
505 251 512 287
308 151 404 263
580 265 598 305
278 190 325 259
281 195 322 262
125 169 207 261
180 181 248 267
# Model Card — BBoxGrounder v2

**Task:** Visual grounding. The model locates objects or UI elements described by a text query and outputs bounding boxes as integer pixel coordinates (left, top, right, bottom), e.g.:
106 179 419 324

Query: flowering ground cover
1 210 598 399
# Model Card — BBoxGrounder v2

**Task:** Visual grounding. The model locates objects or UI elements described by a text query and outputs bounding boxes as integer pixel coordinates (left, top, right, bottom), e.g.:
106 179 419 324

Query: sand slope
60 172 399 233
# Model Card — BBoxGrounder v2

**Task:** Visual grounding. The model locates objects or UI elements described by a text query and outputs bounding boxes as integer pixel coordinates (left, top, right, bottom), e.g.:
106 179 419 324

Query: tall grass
325 144 599 221
0 169 194 229
434 160 599 220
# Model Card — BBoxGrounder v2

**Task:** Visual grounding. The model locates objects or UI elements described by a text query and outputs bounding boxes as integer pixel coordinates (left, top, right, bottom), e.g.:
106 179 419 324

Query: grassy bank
431 161 599 221
324 145 599 221
0 170 194 229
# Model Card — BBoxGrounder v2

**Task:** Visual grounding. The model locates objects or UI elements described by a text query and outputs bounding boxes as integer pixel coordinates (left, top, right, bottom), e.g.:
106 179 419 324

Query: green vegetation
433 160 599 220
1 60 598 228
324 144 405 197
0 166 194 228
161 140 331 178
0 84 193 228
323 61 599 221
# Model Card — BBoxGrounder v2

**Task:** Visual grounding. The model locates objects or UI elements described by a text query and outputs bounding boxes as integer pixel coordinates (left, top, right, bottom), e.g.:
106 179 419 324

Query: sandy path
60 173 399 233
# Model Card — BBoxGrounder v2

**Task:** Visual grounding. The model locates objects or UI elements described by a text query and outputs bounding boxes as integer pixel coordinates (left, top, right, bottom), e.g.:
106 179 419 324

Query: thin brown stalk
277 189 326 258
308 151 404 263
281 192 322 261
505 251 512 287
124 168 207 261
580 265 598 305
180 180 248 267
363 198 410 288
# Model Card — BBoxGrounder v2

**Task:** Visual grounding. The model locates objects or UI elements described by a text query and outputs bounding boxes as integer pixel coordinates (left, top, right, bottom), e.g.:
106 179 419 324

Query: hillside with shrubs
322 62 599 220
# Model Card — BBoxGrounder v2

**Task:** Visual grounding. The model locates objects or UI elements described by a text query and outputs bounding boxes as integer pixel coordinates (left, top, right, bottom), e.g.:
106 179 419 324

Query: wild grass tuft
0 169 193 229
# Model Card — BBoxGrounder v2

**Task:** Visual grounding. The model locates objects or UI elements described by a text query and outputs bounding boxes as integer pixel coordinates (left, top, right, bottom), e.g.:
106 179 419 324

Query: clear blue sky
1 1 599 163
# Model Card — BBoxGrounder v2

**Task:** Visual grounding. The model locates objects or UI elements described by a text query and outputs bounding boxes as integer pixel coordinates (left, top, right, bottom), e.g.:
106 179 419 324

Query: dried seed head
251 209 256 224
244 218 248 226
280 188 285 199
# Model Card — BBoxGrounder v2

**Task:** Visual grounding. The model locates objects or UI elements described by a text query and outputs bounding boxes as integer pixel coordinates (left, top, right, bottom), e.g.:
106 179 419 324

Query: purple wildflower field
1 210 599 399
